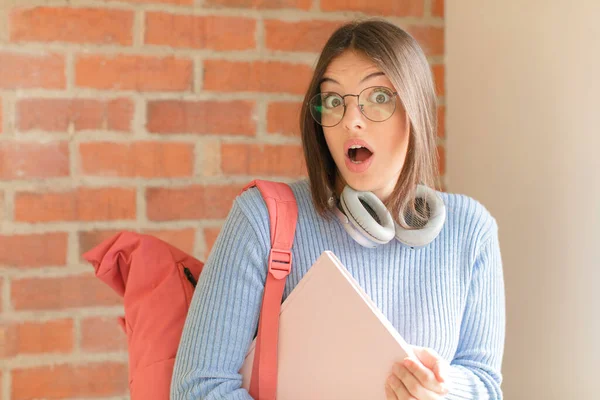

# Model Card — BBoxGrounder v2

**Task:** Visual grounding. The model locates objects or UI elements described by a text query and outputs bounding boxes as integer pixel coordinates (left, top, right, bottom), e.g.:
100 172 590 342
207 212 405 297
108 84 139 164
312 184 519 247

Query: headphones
328 185 446 249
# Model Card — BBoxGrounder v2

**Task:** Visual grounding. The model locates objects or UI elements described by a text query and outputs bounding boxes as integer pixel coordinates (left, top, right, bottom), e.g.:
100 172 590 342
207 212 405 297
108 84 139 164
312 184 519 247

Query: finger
393 362 440 400
387 373 416 400
385 383 397 400
413 347 448 383
403 358 448 395
412 346 438 368
432 359 447 383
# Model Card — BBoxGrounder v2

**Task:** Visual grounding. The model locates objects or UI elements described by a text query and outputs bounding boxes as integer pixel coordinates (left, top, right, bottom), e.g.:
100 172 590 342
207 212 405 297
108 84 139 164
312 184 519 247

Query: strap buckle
268 248 292 280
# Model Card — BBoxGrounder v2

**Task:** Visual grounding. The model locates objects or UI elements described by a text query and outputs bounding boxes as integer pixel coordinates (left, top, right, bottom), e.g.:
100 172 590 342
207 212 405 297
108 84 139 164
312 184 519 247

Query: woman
172 19 505 400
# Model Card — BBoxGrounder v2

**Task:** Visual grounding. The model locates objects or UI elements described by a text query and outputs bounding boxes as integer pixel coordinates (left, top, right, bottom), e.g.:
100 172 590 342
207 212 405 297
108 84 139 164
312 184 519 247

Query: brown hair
300 18 441 229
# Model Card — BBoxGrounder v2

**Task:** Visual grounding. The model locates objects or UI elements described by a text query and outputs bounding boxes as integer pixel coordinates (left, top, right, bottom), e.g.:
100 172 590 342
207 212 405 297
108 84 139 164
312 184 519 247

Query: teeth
348 144 370 165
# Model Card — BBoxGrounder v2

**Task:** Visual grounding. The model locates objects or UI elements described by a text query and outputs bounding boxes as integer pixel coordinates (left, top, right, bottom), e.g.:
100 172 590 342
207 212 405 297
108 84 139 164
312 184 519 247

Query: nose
342 96 366 132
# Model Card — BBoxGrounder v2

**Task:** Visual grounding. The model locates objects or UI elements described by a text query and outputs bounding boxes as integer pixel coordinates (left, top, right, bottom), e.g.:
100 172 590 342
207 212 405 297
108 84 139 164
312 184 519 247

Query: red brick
437 145 445 175
79 228 196 257
104 0 192 3
146 184 243 221
15 188 136 222
146 13 255 50
0 232 67 267
0 100 3 133
432 64 444 96
0 319 73 358
0 52 65 89
142 228 196 254
147 100 255 135
221 143 306 177
107 99 135 131
407 26 444 56
204 60 312 95
265 20 341 52
321 0 424 16
18 98 133 132
0 142 69 180
204 226 222 256
76 55 192 92
205 0 311 9
0 192 4 221
12 362 128 399
81 317 127 352
10 7 133 45
437 105 445 138
11 274 122 311
79 230 121 258
267 101 301 136
432 0 444 17
80 142 194 178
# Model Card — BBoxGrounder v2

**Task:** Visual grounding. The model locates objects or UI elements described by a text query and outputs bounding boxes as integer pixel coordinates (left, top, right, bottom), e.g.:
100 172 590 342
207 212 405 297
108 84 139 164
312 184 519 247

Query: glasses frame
308 85 399 128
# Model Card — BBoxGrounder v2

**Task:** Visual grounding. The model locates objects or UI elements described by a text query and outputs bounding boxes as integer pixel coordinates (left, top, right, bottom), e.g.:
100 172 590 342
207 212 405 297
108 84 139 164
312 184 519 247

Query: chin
341 173 381 193
342 172 401 201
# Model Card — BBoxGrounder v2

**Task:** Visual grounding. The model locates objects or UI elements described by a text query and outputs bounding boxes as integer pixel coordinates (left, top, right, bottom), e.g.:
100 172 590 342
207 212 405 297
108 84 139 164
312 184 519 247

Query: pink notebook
239 251 416 399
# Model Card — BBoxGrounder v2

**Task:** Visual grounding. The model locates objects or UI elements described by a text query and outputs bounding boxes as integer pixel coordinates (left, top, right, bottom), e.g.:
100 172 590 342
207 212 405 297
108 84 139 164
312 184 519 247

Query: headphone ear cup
395 184 446 248
339 186 396 246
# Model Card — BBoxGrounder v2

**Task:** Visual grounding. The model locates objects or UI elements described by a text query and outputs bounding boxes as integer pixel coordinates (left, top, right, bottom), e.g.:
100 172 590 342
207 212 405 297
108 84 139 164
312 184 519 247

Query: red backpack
82 180 298 400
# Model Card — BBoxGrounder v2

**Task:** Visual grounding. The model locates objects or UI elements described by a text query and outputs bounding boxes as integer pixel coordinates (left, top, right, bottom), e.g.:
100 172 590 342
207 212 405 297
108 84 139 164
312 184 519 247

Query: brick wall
0 0 444 398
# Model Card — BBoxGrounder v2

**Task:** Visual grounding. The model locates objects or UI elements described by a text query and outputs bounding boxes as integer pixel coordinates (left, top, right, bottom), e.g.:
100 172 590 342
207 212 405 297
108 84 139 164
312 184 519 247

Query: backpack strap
241 179 298 400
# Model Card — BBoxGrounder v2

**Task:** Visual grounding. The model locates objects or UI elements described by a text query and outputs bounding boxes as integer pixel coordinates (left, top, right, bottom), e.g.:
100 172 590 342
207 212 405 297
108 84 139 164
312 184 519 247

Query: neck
333 173 395 204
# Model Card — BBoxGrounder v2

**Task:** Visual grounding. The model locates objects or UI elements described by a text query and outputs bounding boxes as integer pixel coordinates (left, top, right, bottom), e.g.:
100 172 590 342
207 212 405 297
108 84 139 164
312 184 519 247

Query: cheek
381 116 410 159
322 128 343 158
392 110 410 140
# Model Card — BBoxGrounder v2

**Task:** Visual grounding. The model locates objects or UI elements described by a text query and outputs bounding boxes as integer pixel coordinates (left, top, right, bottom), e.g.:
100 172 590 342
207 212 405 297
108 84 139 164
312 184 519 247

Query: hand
385 346 450 400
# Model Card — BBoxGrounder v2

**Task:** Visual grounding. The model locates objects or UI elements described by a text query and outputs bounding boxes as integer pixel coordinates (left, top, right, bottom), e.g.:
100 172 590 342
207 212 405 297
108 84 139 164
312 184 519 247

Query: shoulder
235 179 311 213
233 178 313 234
437 190 499 251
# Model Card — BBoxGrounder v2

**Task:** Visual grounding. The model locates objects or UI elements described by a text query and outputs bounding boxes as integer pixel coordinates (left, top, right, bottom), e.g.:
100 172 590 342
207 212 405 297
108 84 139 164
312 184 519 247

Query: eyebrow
319 71 385 86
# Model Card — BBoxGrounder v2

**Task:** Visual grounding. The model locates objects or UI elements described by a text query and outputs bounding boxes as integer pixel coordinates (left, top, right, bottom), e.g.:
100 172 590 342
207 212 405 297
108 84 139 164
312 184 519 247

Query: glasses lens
309 92 345 127
359 87 396 122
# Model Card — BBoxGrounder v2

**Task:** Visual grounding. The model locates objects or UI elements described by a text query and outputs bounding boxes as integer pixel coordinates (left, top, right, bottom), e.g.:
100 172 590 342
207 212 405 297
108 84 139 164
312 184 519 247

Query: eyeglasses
308 86 398 127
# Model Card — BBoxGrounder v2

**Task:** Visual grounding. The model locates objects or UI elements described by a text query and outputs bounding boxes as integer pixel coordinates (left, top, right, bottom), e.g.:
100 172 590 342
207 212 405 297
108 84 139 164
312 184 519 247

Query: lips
343 139 374 173
344 139 374 158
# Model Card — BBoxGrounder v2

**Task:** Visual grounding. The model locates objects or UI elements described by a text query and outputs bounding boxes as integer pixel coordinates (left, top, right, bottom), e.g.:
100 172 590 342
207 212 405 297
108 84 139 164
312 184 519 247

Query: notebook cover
239 251 416 399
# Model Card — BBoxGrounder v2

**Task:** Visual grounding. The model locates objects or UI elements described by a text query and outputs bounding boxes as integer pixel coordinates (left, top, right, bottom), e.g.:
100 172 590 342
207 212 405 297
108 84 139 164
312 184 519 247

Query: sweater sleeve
446 219 506 400
170 193 270 399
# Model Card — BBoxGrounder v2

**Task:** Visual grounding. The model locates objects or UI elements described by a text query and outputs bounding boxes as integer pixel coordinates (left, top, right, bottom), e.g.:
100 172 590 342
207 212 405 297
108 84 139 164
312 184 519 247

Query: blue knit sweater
171 179 505 399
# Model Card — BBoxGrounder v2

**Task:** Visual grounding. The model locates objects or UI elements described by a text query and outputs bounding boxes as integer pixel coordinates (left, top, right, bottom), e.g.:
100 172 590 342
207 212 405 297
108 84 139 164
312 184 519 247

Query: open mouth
347 145 373 164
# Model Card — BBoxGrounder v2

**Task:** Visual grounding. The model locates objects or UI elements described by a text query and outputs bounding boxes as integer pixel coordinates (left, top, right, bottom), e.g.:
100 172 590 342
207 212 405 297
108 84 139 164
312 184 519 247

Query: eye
367 88 393 104
323 94 343 109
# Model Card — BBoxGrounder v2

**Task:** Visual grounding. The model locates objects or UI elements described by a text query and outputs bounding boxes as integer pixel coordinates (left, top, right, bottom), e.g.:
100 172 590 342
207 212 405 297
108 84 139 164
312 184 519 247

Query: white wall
446 1 600 399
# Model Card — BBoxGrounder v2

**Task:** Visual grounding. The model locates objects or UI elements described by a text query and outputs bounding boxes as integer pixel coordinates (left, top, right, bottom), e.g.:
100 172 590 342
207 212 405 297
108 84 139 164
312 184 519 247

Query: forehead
322 51 392 88
326 51 378 72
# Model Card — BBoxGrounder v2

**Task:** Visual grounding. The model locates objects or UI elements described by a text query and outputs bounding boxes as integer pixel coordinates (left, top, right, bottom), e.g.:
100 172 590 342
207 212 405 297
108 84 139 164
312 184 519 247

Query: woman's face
320 50 410 202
